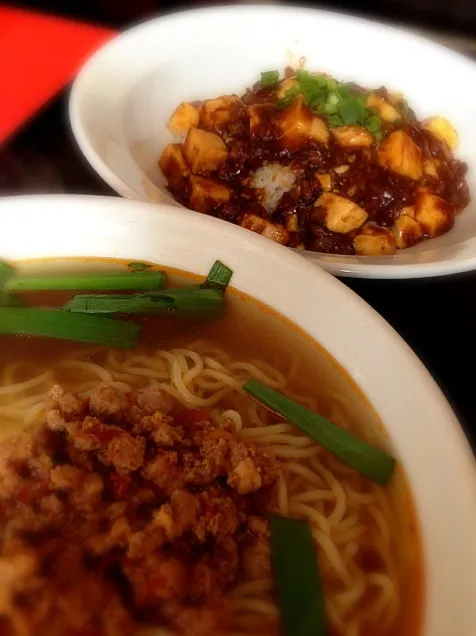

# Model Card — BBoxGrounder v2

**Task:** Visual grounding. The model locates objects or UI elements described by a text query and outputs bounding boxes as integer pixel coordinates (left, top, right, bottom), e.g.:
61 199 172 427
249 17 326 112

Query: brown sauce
161 71 469 256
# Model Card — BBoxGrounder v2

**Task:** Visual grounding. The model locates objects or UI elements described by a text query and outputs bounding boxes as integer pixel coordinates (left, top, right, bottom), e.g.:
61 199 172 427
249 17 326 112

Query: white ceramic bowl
69 5 476 279
0 194 475 634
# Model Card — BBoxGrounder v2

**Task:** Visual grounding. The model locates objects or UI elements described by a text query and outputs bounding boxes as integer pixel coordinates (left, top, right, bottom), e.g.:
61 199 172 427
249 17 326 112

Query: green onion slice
337 97 366 125
327 115 343 128
270 514 326 636
0 308 140 349
65 287 226 319
0 260 14 282
4 270 165 293
261 70 280 87
267 67 384 136
203 260 233 292
0 293 22 307
243 378 396 485
127 261 153 271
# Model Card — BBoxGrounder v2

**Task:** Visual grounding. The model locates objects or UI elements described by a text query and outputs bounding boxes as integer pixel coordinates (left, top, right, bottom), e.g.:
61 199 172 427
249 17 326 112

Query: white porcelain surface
69 5 476 279
0 194 475 634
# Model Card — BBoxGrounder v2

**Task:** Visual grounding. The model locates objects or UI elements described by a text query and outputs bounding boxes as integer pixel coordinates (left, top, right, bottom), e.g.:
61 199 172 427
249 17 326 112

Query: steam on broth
0 259 422 636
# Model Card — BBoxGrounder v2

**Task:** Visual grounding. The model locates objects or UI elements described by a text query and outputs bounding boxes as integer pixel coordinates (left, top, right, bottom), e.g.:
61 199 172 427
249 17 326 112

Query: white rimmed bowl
69 4 476 279
0 194 475 634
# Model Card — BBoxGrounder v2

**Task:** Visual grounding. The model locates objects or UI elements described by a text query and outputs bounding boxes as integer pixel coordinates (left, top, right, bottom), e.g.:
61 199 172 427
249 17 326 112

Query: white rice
250 163 297 214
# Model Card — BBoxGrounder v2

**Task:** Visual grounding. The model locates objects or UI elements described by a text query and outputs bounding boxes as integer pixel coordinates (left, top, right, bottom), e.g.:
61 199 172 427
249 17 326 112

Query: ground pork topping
0 383 280 636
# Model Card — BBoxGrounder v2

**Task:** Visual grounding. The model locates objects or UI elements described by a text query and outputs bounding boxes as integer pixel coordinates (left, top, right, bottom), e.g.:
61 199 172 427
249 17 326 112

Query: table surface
0 10 474 449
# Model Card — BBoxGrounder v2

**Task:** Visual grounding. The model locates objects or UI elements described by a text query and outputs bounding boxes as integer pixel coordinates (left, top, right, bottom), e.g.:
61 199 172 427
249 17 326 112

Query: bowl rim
68 4 476 280
1 193 476 635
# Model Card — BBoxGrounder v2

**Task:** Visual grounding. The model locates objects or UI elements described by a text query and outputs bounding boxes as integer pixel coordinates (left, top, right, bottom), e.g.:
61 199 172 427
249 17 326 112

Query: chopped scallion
243 378 396 485
261 70 280 87
336 84 352 99
263 67 384 136
365 114 381 133
0 260 14 283
0 308 140 349
4 270 165 293
323 102 337 115
0 293 22 307
270 514 326 636
65 287 226 319
337 97 366 125
327 115 342 128
127 261 153 271
277 87 299 110
203 260 233 292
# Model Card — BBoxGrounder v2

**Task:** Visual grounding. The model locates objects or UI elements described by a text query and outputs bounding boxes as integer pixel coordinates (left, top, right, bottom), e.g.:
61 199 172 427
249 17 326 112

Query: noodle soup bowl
0 194 475 636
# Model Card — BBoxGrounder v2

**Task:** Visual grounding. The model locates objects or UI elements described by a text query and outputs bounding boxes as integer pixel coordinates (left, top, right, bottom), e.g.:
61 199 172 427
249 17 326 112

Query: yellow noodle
269 446 320 459
333 571 366 608
333 525 366 546
60 360 114 383
240 423 293 437
290 489 336 504
0 344 402 636
283 462 325 486
231 598 279 618
288 501 332 535
366 572 398 629
0 371 52 395
230 579 274 598
312 527 352 585
227 362 285 388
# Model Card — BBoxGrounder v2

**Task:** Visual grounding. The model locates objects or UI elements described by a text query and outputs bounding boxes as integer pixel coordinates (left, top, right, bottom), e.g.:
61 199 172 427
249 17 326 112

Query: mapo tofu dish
159 67 469 256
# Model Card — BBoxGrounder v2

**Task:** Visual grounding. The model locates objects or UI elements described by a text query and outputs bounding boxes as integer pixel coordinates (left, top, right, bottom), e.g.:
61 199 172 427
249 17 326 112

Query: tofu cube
200 95 240 129
248 105 261 135
392 214 423 249
415 192 454 237
314 193 368 234
366 94 401 123
423 159 439 178
248 104 275 136
159 143 189 181
316 173 332 192
333 165 350 175
353 224 397 255
285 213 299 232
240 214 290 245
183 128 228 175
189 175 231 213
331 125 374 149
400 205 415 219
168 102 200 136
423 116 459 150
278 97 329 148
378 130 423 181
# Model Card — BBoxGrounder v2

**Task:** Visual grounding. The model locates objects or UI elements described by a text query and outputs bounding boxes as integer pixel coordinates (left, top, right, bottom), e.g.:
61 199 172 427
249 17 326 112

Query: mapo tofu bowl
70 5 476 278
159 69 468 257
0 194 475 636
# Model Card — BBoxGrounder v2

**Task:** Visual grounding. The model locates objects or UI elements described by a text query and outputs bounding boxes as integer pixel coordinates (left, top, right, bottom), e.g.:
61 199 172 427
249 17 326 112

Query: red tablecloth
0 6 116 143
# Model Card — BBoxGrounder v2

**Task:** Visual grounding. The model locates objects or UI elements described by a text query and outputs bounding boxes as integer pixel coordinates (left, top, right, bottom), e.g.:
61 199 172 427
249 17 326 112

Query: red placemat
0 6 116 143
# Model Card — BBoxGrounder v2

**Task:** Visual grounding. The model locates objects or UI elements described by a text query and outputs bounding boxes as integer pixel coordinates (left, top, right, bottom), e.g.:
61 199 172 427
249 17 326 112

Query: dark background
1 0 475 445
7 0 476 34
